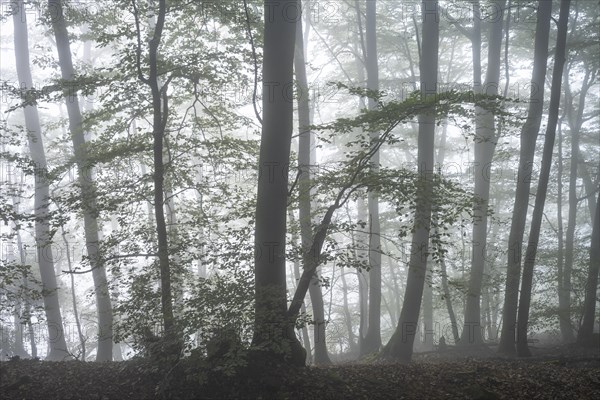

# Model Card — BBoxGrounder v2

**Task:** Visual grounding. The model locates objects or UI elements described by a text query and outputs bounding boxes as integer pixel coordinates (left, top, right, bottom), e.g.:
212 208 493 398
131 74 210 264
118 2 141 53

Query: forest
0 0 598 399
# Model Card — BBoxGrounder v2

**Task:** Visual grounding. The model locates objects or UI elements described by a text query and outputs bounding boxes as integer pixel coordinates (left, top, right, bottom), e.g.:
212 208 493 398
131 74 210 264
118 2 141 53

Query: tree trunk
12 310 27 358
356 198 370 354
422 277 434 351
560 63 593 343
13 0 70 361
362 0 383 355
295 4 331 365
438 237 460 344
498 0 552 356
61 225 87 360
7 174 31 358
48 0 114 360
577 188 600 346
434 122 459 344
252 0 300 364
131 0 178 341
340 270 358 355
516 0 570 357
381 0 439 363
288 210 313 364
556 112 567 342
461 0 506 347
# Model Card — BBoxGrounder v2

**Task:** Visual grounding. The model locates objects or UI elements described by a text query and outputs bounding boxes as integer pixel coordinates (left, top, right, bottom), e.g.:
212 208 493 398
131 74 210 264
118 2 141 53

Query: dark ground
1 345 598 399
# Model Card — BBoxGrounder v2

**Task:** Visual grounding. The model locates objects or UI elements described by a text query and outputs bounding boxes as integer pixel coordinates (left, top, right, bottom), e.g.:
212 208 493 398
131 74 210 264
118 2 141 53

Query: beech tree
252 0 302 364
294 0 331 365
498 0 552 356
13 0 70 361
48 0 114 361
460 0 506 347
577 189 600 346
362 0 383 356
516 0 571 357
1 0 598 370
382 0 439 363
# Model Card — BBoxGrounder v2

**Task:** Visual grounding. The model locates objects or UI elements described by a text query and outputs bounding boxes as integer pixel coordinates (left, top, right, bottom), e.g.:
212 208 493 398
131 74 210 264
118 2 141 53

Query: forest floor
1 344 599 399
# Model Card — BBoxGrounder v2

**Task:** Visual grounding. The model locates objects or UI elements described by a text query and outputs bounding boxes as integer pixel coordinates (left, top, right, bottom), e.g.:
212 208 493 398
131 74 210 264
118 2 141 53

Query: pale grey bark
48 0 114 361
461 0 506 347
340 270 358 355
287 210 313 364
356 197 370 352
498 0 552 355
382 0 439 362
422 276 434 350
516 0 571 357
559 63 594 343
13 0 70 360
578 189 600 346
295 4 331 365
362 0 382 355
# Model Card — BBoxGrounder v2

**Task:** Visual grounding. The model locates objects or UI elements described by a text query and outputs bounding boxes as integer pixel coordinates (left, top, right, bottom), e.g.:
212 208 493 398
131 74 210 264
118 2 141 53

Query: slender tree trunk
362 0 383 355
440 255 460 343
132 0 177 340
7 174 30 358
559 65 593 343
576 151 597 221
516 0 570 357
15 219 38 357
434 122 459 344
61 226 87 360
340 270 358 355
577 188 600 346
295 4 331 365
556 112 567 340
461 0 506 346
498 0 552 356
13 1 70 360
356 198 370 354
8 284 29 358
382 0 439 363
352 26 370 355
422 277 434 351
48 0 114 360
288 210 313 364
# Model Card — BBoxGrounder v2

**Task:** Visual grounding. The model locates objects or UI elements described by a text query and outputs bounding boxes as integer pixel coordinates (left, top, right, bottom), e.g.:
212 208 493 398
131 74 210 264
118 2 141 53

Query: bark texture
498 0 552 355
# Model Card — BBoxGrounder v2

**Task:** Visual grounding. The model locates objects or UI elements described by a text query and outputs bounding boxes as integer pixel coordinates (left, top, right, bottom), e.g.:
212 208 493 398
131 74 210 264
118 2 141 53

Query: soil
1 344 598 399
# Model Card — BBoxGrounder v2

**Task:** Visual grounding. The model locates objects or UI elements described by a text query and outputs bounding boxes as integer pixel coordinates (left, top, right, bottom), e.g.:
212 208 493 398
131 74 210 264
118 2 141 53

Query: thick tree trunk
498 0 552 356
295 5 331 365
516 0 570 357
362 0 383 355
13 1 70 361
252 0 299 364
48 0 114 360
382 0 439 363
461 0 506 347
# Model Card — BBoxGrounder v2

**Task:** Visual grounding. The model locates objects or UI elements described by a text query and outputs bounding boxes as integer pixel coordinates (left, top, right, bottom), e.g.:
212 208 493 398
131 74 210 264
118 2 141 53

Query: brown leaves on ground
1 350 598 399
